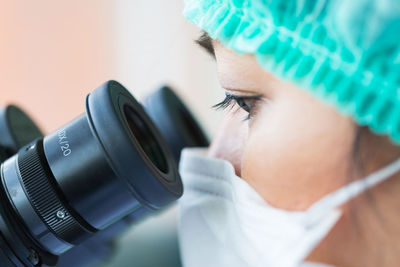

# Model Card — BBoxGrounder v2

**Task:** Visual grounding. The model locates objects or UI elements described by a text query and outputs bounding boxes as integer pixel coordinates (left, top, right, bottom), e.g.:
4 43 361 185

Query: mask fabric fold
178 148 400 267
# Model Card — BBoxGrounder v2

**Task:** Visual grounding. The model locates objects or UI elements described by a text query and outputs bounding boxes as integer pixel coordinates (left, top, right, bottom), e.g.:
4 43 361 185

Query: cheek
241 89 355 210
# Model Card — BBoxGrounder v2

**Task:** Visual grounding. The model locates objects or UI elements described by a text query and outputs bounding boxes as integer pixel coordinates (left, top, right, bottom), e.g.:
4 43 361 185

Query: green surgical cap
184 0 400 144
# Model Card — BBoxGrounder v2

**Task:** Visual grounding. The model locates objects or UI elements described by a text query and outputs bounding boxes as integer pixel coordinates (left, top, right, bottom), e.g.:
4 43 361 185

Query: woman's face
203 39 362 265
197 34 400 267
208 40 356 211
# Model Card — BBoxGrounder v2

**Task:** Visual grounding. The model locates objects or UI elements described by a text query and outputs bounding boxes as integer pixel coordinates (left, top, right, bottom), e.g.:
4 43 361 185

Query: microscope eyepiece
0 81 182 266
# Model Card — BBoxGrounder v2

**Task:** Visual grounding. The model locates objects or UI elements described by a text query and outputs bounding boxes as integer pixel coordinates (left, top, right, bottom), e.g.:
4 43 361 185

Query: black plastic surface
0 105 43 157
144 86 209 162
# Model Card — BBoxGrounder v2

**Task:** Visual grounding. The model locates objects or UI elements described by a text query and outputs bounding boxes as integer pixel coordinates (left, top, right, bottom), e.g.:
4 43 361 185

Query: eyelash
213 92 263 120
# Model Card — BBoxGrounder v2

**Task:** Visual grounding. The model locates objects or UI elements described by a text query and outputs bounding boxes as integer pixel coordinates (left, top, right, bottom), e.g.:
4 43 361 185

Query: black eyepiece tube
42 80 181 231
0 105 43 158
144 86 209 161
0 80 182 266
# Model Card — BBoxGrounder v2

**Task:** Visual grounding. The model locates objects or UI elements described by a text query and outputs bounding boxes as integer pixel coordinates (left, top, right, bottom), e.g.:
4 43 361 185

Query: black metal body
0 81 182 266
0 81 208 267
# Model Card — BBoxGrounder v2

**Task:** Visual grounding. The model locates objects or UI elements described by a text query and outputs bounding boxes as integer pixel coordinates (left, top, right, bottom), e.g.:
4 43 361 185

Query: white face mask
178 148 400 267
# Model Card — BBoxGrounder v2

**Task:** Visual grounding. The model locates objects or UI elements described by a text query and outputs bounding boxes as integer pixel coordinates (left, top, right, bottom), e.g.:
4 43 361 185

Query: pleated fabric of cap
183 0 400 144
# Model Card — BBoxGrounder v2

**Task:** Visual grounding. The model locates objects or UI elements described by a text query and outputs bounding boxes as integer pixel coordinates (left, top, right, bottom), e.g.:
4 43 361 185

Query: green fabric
184 0 400 144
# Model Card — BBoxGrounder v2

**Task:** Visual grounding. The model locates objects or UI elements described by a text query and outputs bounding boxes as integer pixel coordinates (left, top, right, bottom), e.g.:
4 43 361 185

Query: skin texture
206 40 400 266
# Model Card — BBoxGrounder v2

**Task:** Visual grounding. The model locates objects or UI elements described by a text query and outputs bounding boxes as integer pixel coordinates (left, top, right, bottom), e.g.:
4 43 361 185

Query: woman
177 0 400 266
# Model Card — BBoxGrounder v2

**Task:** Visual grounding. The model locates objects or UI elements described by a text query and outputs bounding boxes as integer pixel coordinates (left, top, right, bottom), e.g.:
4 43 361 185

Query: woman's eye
213 92 263 120
235 97 253 113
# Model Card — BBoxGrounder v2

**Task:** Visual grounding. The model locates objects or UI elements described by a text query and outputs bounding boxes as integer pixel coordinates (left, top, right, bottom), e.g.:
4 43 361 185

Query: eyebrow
195 31 215 58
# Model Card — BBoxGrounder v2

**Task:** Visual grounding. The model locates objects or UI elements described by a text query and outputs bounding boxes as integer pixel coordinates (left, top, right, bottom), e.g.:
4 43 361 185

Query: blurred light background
0 0 222 135
0 0 222 266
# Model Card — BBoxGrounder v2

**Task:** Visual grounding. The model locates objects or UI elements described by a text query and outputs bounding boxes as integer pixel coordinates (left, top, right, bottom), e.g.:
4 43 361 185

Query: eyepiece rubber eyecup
86 81 182 209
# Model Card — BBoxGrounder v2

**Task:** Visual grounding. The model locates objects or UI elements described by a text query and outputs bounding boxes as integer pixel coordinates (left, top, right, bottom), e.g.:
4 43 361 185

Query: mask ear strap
304 157 400 226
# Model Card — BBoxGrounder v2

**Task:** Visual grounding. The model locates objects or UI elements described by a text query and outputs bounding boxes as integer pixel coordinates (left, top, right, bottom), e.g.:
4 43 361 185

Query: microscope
0 80 208 266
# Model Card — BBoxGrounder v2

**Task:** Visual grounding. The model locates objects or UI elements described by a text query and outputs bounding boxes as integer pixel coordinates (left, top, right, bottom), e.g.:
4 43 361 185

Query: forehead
212 40 279 88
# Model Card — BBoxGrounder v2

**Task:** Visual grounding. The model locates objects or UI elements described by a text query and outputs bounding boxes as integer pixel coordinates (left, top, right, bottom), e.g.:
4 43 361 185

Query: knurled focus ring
17 140 95 244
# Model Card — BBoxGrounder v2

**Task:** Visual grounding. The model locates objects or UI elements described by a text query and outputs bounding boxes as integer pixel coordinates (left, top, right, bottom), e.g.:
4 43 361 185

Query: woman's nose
207 111 248 177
